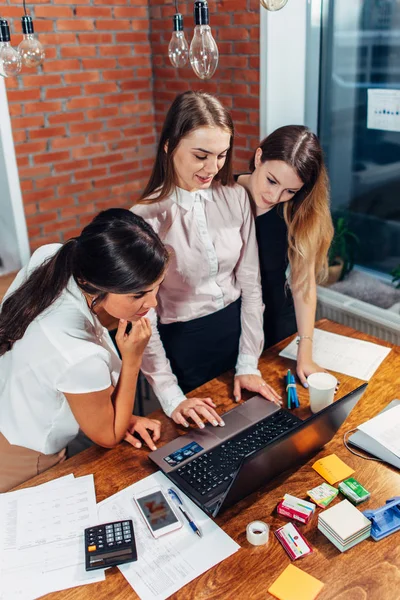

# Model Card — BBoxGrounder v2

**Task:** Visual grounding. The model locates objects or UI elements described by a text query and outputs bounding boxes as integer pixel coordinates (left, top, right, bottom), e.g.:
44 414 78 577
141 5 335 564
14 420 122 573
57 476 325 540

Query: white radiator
316 286 400 345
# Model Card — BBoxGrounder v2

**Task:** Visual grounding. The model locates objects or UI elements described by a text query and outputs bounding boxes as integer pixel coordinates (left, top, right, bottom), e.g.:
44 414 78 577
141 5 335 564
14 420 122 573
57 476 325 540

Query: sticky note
312 454 354 485
268 564 324 600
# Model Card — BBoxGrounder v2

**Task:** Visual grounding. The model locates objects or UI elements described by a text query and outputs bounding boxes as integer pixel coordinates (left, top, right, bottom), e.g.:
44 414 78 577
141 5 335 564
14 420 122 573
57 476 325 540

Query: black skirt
158 299 241 394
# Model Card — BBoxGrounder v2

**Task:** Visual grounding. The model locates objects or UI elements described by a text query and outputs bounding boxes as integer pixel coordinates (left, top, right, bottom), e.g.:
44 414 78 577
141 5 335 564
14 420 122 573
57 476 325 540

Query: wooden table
16 319 400 599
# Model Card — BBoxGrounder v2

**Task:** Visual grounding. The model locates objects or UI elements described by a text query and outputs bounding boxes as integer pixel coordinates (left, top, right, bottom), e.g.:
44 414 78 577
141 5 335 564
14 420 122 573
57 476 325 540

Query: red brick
96 20 132 30
99 45 133 57
54 159 90 173
58 20 95 31
34 151 70 165
7 89 41 102
43 59 81 72
13 116 45 130
66 97 102 110
23 74 63 87
218 28 249 41
43 218 78 234
116 32 148 43
51 135 87 149
58 181 93 196
40 33 77 45
60 46 97 58
61 203 96 218
86 107 119 120
82 58 117 69
48 112 85 125
114 7 148 18
39 197 76 212
74 167 108 181
24 101 62 114
233 12 260 25
31 235 62 252
78 33 113 44
92 153 124 166
72 145 107 158
30 126 67 139
46 86 81 99
64 72 100 84
69 123 99 134
75 6 112 17
84 82 118 95
25 189 56 205
35 6 73 17
235 42 259 55
36 174 71 189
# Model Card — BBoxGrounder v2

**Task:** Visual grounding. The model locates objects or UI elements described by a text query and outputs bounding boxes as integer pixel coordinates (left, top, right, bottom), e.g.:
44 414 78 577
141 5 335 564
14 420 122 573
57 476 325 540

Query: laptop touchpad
211 413 252 440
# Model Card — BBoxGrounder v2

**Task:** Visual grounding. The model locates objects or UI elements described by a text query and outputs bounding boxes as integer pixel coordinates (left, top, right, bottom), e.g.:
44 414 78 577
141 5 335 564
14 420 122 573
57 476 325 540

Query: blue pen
285 369 292 409
290 372 300 408
168 488 202 537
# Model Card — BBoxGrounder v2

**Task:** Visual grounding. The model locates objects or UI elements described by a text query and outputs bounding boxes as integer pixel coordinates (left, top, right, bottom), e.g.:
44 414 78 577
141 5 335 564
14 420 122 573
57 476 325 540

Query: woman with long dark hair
0 208 169 491
236 125 334 386
132 91 281 430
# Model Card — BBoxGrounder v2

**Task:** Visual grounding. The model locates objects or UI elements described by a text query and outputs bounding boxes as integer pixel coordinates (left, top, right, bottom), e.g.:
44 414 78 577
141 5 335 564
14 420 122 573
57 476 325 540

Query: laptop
150 383 368 517
348 399 400 469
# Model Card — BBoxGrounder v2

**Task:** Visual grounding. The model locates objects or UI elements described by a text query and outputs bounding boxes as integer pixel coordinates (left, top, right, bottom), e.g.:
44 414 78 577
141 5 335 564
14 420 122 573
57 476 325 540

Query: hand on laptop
234 374 282 405
171 398 225 429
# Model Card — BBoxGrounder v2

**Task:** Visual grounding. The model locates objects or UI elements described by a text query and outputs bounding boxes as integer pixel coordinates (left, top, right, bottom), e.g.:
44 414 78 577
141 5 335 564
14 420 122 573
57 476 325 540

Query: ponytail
0 239 78 355
0 208 169 357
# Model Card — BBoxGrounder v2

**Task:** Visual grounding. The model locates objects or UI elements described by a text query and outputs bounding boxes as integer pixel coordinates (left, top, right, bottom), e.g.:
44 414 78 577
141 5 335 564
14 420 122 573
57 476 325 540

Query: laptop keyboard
175 409 301 497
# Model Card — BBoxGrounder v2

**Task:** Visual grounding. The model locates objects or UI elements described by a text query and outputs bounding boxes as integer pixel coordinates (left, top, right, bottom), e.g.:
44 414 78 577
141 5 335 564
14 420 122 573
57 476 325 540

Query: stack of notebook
318 499 371 552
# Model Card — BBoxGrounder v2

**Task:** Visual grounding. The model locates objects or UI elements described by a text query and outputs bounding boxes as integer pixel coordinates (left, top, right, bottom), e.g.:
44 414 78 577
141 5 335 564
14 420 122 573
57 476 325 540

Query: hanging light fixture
18 1 45 68
260 0 288 10
189 0 219 80
168 11 189 68
0 18 22 77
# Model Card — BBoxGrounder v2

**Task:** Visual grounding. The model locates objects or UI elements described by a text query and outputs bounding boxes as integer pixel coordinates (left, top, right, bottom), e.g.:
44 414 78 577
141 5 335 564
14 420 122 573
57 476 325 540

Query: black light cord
23 0 27 16
343 427 383 461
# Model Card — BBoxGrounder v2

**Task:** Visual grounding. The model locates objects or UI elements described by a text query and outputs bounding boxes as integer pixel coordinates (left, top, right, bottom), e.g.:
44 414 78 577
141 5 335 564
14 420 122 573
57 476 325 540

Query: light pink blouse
131 183 264 416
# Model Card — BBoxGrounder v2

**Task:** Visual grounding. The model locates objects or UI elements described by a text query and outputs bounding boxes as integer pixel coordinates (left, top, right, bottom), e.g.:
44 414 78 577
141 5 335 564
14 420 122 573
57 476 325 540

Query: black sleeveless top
235 174 297 347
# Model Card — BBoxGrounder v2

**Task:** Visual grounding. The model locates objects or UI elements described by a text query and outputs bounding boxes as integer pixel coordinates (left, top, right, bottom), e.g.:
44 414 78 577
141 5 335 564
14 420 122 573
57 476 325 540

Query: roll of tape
246 520 269 546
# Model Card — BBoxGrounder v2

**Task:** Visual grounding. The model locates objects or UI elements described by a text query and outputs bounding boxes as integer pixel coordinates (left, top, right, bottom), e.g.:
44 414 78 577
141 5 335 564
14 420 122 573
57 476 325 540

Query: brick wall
4 0 260 249
4 0 156 251
149 0 260 172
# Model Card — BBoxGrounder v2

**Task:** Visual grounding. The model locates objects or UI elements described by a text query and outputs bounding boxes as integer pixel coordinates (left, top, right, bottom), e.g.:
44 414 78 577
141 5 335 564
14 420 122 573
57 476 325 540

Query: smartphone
134 487 182 538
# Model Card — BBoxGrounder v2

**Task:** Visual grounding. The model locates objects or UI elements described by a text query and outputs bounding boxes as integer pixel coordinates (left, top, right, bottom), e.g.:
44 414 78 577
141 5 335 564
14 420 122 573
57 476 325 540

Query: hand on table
124 415 161 451
171 398 225 429
296 360 340 392
234 374 282 405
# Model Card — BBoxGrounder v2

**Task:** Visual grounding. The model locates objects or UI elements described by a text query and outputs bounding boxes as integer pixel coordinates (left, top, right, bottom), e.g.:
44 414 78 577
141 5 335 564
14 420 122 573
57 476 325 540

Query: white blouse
0 244 121 454
132 183 264 416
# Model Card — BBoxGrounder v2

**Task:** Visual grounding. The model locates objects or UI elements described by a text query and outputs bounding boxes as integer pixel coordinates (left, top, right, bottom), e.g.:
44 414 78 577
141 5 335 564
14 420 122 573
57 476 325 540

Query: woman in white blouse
132 91 281 430
0 209 168 491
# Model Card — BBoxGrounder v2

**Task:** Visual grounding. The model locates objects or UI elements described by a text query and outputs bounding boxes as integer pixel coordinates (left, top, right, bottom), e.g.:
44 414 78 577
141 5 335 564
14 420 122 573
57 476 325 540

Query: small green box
338 477 370 504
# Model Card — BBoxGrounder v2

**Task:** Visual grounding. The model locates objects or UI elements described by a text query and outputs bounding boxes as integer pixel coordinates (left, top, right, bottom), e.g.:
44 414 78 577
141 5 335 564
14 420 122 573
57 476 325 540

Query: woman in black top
236 125 334 387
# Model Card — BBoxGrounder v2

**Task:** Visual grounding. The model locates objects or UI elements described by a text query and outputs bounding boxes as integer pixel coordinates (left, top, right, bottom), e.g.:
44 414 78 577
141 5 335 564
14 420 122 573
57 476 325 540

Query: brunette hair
250 125 334 295
137 91 234 204
0 208 168 355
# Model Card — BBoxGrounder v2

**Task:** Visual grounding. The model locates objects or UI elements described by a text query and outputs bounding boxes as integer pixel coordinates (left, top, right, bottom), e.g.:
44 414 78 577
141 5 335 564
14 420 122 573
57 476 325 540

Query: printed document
98 471 240 600
279 328 390 380
0 474 104 600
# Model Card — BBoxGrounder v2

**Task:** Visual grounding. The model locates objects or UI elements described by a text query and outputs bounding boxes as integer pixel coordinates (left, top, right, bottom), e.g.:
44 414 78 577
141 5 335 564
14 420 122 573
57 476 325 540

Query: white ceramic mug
307 372 337 413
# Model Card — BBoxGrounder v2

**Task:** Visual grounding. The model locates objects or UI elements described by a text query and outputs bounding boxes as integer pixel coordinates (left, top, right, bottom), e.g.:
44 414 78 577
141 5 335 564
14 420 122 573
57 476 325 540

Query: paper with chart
358 404 400 458
279 328 391 380
98 471 240 600
0 474 104 600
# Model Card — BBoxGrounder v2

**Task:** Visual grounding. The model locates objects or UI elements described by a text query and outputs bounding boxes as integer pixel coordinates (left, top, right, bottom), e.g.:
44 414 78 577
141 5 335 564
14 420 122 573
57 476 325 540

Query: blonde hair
250 125 334 297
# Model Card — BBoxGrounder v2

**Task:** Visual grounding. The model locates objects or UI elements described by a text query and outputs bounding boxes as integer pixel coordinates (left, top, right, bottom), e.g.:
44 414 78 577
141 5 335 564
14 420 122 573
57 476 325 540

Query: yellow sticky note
268 564 324 600
312 454 354 485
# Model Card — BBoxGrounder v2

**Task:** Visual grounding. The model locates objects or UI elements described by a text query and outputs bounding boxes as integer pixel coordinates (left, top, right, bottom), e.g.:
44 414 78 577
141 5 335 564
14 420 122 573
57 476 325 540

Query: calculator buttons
88 545 97 552
85 519 137 571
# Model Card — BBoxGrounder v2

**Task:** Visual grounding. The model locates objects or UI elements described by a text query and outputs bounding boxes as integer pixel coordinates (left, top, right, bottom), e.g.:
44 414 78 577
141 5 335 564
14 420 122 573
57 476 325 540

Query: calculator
84 519 137 571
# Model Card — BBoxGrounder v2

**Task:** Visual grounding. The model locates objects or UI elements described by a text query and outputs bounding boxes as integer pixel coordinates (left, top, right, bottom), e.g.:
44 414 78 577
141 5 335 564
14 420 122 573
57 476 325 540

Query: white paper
367 88 400 132
358 404 400 458
0 474 104 600
98 471 240 600
279 328 391 381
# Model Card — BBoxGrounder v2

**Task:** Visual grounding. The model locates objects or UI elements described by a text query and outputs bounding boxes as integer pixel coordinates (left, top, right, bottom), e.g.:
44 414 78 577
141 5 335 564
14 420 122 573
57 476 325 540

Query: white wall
259 0 308 139
0 77 30 274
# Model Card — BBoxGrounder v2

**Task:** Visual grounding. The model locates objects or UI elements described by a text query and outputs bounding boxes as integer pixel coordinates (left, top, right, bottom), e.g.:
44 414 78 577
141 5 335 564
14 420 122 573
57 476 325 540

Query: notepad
312 454 354 485
268 564 324 600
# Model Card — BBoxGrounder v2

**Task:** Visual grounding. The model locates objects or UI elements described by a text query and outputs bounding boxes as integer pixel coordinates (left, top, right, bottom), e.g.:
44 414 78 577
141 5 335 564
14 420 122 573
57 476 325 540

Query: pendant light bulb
18 16 45 68
0 19 22 77
260 0 288 10
190 0 219 80
168 13 189 68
